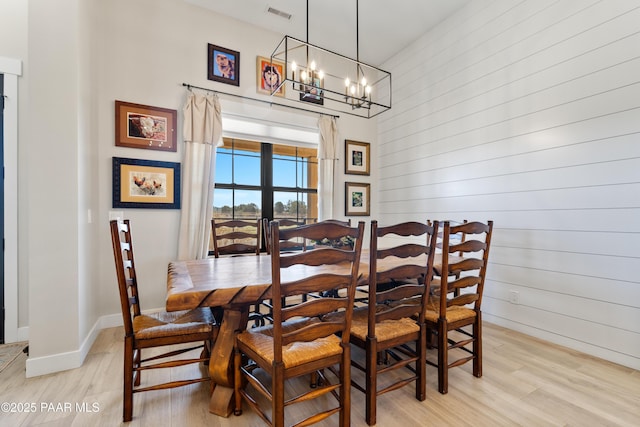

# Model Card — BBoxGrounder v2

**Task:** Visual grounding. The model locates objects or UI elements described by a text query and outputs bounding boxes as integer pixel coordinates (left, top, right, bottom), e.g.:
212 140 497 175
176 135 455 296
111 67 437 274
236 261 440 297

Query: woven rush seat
236 317 342 368
350 306 420 342
423 297 476 324
133 308 215 340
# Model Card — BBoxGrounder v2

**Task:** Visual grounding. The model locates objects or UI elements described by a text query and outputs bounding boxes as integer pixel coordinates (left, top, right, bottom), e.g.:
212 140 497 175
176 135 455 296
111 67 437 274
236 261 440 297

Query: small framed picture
345 140 370 175
208 44 240 86
300 73 324 105
112 157 180 209
115 101 177 152
345 182 370 216
257 56 285 97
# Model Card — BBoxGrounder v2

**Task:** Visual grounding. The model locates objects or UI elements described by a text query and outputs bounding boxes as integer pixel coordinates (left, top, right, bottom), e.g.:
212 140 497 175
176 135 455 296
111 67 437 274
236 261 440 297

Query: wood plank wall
376 0 640 369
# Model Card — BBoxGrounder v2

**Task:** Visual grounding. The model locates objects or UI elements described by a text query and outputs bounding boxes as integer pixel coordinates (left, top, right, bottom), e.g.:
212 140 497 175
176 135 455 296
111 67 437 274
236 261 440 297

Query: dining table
166 250 447 416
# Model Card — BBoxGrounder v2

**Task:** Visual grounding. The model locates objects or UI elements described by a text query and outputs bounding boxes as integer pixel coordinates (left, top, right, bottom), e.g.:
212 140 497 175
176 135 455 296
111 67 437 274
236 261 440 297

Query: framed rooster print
112 157 181 209
115 101 177 152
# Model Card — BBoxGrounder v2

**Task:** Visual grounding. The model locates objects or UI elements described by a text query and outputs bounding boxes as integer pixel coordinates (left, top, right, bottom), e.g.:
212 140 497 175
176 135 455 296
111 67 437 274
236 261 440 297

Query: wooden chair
349 220 438 426
234 220 365 427
110 219 218 422
429 219 469 297
212 218 263 325
261 218 309 323
424 220 493 394
211 218 261 257
262 218 306 254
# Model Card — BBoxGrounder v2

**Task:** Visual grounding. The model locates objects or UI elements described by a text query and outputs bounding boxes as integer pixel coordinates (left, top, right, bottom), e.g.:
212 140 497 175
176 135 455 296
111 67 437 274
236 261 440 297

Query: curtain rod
182 83 339 119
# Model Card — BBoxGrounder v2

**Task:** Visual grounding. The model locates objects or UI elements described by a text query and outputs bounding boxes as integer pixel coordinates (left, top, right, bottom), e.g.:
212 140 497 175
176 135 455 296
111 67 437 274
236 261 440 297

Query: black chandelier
270 0 392 119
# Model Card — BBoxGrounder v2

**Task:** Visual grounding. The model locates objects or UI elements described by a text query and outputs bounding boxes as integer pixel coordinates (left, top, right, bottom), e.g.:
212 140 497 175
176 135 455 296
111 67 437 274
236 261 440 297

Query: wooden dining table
166 251 445 416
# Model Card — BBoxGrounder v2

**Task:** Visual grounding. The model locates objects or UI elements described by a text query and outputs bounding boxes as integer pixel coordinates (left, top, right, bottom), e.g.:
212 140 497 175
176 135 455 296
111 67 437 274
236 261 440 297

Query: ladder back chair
212 218 264 325
110 219 218 422
211 218 261 257
349 220 438 426
424 220 493 394
263 218 307 254
234 220 365 427
261 218 309 324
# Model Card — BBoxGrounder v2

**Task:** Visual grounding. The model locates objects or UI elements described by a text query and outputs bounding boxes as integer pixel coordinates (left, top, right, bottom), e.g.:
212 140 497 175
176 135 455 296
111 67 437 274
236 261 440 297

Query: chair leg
272 362 285 427
473 311 482 378
437 319 448 394
341 344 352 427
416 326 427 401
233 347 243 416
123 338 134 422
365 336 377 426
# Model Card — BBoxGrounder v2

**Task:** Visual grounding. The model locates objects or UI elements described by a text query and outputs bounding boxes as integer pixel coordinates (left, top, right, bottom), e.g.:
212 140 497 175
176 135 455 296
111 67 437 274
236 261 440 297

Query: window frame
212 138 318 253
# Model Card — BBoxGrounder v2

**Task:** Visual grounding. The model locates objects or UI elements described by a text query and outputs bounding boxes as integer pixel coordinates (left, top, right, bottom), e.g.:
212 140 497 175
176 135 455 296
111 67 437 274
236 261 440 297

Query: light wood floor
1 322 638 426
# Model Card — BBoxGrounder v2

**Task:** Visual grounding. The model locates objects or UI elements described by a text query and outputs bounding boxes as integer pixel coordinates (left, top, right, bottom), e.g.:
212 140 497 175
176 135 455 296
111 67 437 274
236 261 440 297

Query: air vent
267 6 292 20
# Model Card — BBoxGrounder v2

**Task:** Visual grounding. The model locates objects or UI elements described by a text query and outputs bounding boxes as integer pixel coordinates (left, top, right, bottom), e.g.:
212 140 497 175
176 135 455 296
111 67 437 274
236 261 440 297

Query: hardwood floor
1 322 638 426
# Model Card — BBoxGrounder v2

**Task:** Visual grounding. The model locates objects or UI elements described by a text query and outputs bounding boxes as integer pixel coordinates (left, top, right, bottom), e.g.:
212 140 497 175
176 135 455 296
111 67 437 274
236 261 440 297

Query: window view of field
210 138 318 253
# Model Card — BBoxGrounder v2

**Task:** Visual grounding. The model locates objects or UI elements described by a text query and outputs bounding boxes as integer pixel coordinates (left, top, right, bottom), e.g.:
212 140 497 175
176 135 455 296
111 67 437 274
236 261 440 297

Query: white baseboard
24 309 161 378
25 317 105 378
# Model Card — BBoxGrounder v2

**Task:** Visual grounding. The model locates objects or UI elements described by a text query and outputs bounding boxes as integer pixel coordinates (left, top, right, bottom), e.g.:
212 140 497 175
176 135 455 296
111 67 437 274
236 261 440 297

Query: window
212 138 318 252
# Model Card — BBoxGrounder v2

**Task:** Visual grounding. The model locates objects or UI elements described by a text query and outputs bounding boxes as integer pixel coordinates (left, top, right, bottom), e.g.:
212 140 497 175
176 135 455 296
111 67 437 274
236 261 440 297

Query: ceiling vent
267 6 292 20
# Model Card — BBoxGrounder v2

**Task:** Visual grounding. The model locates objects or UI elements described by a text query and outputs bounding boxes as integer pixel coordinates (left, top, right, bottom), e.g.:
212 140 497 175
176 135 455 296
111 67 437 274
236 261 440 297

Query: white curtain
317 115 338 221
177 92 223 260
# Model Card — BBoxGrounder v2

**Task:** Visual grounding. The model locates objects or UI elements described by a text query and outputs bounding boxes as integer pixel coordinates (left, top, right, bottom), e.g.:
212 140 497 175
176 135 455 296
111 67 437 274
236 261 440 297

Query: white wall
378 0 640 369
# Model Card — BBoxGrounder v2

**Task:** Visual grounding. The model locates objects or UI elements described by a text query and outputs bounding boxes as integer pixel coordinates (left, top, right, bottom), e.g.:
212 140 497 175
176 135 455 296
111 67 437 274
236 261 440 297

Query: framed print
112 157 180 209
115 101 177 152
257 56 285 97
208 44 240 86
300 73 324 105
345 140 370 175
345 182 370 216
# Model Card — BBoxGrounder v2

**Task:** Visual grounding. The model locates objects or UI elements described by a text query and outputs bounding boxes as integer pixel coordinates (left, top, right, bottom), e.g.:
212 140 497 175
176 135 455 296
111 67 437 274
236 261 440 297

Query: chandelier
270 0 392 119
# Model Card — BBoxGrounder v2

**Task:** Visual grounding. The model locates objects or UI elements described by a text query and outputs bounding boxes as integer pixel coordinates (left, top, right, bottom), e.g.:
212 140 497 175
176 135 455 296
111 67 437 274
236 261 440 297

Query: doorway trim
1 56 21 343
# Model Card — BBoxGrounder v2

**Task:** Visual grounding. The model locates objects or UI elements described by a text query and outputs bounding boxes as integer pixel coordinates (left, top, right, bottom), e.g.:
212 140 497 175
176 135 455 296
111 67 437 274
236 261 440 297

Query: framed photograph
115 101 177 152
208 44 240 86
112 157 180 209
257 56 285 97
345 182 370 216
300 72 324 105
345 140 370 175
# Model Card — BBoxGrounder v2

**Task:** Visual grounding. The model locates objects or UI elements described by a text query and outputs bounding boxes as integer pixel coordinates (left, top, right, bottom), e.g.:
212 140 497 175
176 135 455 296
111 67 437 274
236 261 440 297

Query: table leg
208 307 248 417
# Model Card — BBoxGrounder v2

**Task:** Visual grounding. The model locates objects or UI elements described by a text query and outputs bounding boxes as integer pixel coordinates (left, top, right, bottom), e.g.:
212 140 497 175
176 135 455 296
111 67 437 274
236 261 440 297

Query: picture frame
257 56 285 97
112 157 180 209
345 140 370 175
300 72 324 105
208 43 240 86
345 182 370 216
115 101 177 152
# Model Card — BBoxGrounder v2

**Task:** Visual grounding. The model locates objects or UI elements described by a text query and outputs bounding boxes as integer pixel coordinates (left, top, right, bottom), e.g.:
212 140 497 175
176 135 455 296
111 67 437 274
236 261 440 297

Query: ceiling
184 0 471 66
